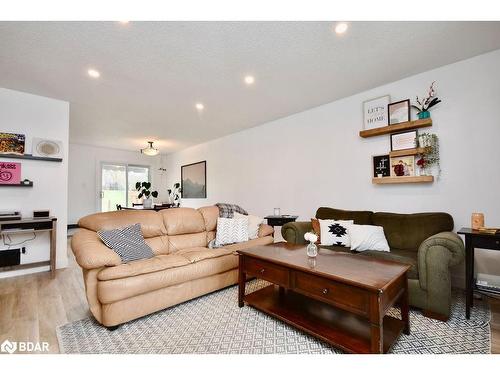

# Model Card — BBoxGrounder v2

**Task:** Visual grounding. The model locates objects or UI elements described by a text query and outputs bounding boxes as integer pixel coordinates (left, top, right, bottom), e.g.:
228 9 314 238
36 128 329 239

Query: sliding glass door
100 163 150 212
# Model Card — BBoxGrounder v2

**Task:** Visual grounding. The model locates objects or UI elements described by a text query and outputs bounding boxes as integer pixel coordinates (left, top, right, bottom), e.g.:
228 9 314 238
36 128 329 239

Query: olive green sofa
281 207 465 321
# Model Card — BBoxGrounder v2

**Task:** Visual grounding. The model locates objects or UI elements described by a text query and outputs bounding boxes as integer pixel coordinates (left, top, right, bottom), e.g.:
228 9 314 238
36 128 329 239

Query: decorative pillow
98 223 154 263
215 216 249 246
348 224 390 252
311 218 321 243
234 212 264 240
319 219 354 247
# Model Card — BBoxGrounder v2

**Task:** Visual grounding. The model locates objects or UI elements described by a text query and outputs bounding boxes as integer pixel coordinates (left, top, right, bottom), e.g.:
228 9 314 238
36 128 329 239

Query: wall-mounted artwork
0 162 21 184
0 133 25 155
388 99 410 125
32 138 64 159
363 95 390 130
372 154 390 178
390 155 415 177
181 161 206 198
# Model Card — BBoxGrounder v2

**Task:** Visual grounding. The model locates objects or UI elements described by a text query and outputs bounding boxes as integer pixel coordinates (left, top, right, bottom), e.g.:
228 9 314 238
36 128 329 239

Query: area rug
57 280 491 354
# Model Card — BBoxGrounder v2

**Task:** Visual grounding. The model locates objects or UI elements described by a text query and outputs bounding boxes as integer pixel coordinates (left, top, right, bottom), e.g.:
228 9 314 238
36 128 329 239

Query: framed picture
372 154 390 178
363 95 390 130
0 162 21 184
390 130 418 151
0 133 25 155
388 99 410 125
181 161 206 198
390 155 415 177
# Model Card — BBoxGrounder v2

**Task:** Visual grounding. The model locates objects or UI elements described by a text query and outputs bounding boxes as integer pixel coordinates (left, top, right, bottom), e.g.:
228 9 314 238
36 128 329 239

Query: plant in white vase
304 232 318 258
135 182 158 208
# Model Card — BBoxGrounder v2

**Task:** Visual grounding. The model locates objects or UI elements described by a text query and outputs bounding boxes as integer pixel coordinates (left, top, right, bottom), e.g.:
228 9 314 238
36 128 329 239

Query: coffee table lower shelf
244 285 405 354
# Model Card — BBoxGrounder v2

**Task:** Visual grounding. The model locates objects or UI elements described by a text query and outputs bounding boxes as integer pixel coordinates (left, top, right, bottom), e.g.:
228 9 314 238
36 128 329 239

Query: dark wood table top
458 227 500 237
238 242 410 293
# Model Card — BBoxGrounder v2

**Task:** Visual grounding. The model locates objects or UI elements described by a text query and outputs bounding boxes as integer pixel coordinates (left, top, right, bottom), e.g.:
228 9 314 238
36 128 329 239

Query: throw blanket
215 203 248 218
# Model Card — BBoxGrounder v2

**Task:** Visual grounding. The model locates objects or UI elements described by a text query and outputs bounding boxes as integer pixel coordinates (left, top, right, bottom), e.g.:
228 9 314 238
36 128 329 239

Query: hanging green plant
416 132 440 178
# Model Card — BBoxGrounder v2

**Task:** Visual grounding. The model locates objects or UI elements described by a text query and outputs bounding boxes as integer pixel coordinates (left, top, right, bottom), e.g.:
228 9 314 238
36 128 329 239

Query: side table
457 227 500 319
264 215 298 228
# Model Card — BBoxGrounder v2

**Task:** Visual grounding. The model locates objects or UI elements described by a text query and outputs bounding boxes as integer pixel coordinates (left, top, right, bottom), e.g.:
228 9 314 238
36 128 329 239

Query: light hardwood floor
1 240 499 354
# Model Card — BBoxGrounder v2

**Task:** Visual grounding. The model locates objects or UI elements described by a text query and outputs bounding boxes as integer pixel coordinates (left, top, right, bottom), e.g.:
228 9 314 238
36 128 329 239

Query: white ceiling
1 21 500 153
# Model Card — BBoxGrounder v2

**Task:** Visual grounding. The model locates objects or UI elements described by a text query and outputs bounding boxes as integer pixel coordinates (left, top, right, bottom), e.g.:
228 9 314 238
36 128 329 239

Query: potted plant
412 81 442 119
416 133 440 177
167 183 182 207
135 182 158 208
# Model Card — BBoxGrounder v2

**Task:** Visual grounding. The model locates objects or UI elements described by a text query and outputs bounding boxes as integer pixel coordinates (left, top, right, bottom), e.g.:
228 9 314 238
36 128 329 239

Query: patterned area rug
57 280 491 354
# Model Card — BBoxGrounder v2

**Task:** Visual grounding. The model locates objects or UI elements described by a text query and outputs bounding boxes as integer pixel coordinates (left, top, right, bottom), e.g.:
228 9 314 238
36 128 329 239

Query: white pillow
319 219 354 247
348 224 390 252
215 216 249 246
234 212 264 240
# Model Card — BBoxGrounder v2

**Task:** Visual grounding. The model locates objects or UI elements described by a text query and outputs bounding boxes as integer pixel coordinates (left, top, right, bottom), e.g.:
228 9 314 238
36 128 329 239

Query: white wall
165 49 500 285
68 143 165 224
0 88 69 278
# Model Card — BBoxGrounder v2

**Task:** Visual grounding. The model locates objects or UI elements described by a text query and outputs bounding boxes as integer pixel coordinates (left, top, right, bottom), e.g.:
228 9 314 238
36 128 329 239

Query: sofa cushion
358 248 419 280
198 206 219 231
160 208 206 235
316 207 373 225
97 251 239 303
98 254 190 281
78 210 167 238
372 212 454 250
168 232 208 252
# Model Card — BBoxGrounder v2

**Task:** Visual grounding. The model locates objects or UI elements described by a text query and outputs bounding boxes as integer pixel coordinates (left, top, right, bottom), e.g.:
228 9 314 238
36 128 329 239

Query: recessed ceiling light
244 75 255 85
334 22 348 35
195 103 204 111
87 69 100 78
119 21 130 24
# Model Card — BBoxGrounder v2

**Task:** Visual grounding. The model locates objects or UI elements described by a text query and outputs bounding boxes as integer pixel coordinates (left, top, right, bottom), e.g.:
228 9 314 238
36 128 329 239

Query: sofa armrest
281 221 312 245
71 228 122 270
258 224 274 238
418 231 465 291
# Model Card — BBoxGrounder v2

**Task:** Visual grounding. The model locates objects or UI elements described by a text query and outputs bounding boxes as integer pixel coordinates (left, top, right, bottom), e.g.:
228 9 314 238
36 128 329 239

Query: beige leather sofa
71 206 274 327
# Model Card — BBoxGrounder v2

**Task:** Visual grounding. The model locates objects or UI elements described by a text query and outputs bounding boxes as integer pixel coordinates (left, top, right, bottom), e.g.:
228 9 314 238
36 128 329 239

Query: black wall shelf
0 182 33 187
0 153 62 162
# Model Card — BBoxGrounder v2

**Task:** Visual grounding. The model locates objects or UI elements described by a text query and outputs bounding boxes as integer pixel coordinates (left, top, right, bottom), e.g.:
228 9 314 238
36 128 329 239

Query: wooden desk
0 217 57 278
458 227 500 319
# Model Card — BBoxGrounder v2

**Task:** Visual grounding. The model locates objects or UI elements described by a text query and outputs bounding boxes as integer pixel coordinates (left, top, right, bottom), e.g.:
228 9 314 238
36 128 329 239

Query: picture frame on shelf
388 99 410 125
0 161 21 184
390 130 418 151
390 155 415 177
372 154 390 178
181 160 207 198
0 133 25 155
363 95 390 130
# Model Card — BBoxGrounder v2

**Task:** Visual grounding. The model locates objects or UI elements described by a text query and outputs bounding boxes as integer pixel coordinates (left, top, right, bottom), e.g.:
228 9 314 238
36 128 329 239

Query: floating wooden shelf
0 153 62 162
359 118 432 138
0 182 33 187
389 147 430 158
372 176 434 184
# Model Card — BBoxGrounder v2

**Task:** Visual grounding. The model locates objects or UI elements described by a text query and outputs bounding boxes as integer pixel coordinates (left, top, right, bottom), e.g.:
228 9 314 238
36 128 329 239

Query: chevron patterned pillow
98 223 154 263
215 216 249 246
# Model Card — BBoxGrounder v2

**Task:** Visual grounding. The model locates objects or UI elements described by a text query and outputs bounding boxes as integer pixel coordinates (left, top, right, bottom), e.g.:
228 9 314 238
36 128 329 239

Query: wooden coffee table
237 242 411 354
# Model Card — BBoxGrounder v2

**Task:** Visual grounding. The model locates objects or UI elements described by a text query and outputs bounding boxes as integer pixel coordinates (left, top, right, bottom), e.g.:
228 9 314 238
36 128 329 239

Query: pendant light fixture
141 141 159 156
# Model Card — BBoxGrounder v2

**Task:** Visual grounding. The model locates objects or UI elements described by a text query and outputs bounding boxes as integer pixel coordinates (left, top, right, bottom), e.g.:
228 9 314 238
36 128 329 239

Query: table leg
370 323 383 354
238 256 246 308
401 276 410 335
465 237 473 319
50 219 57 279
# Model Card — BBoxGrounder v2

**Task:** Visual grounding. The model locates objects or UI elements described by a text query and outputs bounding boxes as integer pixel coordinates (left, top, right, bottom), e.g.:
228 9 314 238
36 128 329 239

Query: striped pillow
98 223 154 263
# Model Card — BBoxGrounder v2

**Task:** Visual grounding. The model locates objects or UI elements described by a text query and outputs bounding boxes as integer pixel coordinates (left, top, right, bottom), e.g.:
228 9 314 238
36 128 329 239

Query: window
100 163 150 212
